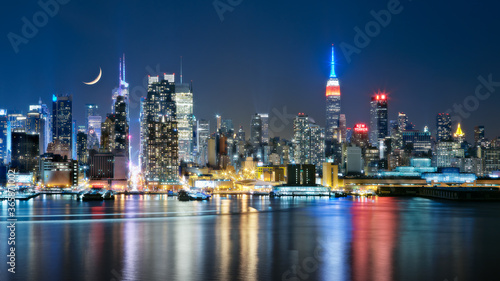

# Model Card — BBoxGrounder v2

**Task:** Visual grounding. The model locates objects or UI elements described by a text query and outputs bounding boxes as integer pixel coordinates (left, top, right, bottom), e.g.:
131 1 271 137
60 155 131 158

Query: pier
377 185 500 201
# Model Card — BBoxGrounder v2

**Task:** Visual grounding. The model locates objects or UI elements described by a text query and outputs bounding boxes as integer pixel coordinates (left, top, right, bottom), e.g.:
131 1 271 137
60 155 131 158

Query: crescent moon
83 68 102 85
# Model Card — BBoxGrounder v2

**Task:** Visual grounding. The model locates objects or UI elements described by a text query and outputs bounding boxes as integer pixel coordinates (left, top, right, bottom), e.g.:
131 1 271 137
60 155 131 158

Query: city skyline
1 1 500 145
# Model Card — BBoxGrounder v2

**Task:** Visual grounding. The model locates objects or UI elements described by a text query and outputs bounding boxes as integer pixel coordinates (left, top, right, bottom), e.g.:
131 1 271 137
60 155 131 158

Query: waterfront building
422 167 476 184
287 164 315 186
322 163 339 189
40 153 78 188
10 131 39 178
142 74 179 187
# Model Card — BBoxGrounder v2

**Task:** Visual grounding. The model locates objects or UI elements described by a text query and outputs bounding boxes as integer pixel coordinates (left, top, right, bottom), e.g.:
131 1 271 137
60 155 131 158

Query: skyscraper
369 93 388 147
77 131 88 166
196 119 210 166
85 104 99 125
0 110 9 165
250 113 262 147
453 123 465 143
351 123 369 150
112 55 129 118
142 74 179 187
175 82 194 163
474 126 485 145
258 113 269 144
339 114 347 143
52 94 73 157
87 116 101 148
436 113 452 142
292 113 310 164
325 45 341 143
11 132 39 177
114 96 129 153
309 124 325 169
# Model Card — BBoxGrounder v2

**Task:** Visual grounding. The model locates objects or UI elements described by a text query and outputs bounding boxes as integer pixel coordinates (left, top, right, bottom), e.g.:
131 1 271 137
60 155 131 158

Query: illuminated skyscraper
326 45 341 143
52 94 72 157
196 119 210 166
11 131 39 177
453 123 465 143
436 113 452 142
175 82 194 163
250 113 262 147
111 56 130 163
258 113 269 144
85 104 99 125
369 93 388 147
309 124 325 169
112 55 129 117
114 96 129 153
142 74 179 187
351 123 369 150
339 114 347 143
474 126 485 145
292 113 310 164
0 110 9 164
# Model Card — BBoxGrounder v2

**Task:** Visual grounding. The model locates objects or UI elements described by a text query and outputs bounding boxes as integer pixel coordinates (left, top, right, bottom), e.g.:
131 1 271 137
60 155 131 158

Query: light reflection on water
0 195 499 281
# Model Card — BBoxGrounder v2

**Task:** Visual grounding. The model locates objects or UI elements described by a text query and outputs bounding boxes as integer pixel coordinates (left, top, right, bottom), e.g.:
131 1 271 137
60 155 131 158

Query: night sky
1 0 500 162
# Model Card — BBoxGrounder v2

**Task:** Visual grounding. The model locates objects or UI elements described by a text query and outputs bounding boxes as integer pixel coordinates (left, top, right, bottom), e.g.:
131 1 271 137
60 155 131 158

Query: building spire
454 123 464 137
119 57 122 83
180 56 183 84
122 53 126 82
330 44 336 78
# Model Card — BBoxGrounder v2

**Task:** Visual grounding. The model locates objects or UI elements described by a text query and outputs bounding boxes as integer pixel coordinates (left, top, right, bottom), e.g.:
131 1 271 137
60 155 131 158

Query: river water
1 194 499 281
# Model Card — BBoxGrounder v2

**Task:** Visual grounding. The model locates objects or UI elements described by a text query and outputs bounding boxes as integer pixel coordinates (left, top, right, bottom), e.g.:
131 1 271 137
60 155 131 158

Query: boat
178 190 210 201
79 188 104 201
178 190 191 201
189 192 210 201
333 191 348 197
250 191 269 196
102 190 115 200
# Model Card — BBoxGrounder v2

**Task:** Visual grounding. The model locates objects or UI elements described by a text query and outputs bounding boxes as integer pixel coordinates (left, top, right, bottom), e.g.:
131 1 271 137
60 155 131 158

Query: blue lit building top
422 167 477 184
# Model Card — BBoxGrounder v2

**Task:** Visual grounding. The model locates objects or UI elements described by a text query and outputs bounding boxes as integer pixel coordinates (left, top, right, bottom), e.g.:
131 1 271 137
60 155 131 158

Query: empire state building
325 45 341 142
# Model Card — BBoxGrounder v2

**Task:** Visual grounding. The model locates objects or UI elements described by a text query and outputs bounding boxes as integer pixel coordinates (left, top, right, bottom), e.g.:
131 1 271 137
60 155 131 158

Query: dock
377 185 500 201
